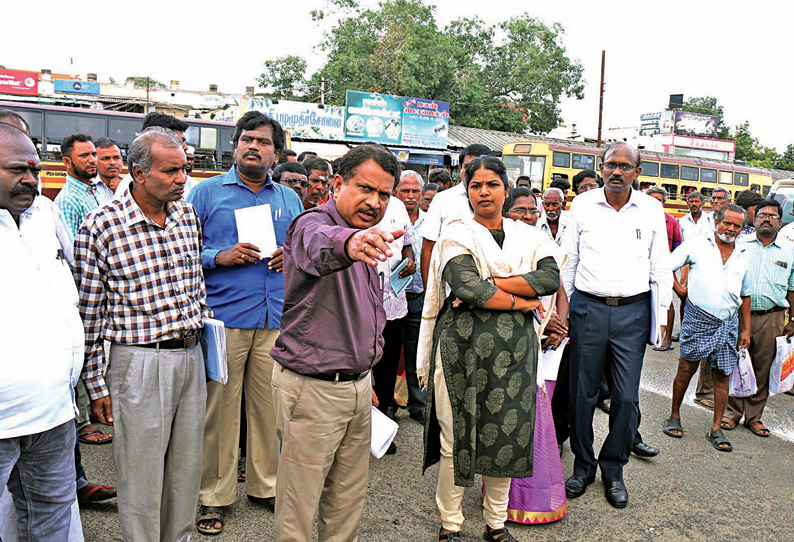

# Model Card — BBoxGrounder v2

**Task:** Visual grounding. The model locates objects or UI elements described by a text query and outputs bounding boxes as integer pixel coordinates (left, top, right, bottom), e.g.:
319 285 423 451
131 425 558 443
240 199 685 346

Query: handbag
728 348 756 397
770 336 794 396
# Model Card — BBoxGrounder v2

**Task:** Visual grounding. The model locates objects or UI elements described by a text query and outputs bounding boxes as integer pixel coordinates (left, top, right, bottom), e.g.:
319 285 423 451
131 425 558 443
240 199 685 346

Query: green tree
133 76 166 89
732 121 780 168
269 0 584 133
257 56 309 100
682 96 730 139
775 144 794 171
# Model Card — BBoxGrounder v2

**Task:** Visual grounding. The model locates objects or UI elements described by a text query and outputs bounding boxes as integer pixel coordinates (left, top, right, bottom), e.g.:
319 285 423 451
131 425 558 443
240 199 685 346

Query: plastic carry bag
770 336 794 396
729 348 757 397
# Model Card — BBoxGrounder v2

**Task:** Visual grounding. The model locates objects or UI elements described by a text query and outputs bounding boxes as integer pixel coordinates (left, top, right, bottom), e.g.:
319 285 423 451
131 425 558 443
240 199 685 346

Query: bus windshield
503 155 545 191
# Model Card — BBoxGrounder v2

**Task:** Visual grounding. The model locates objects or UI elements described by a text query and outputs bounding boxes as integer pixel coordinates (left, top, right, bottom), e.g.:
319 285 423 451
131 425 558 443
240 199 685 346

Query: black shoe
632 441 659 457
247 495 275 512
385 442 397 455
409 410 425 425
597 398 611 414
603 479 628 508
565 474 595 499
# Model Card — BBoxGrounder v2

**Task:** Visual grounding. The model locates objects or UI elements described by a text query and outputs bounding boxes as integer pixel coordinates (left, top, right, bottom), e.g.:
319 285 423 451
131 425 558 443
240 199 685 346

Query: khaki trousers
695 359 715 401
200 327 280 506
272 362 371 542
107 343 206 542
433 349 511 532
726 311 785 423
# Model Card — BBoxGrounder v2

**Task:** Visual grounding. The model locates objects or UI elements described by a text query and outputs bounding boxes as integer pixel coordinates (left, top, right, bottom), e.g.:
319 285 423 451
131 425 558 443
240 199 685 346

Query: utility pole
597 50 605 148
320 77 326 105
146 76 151 114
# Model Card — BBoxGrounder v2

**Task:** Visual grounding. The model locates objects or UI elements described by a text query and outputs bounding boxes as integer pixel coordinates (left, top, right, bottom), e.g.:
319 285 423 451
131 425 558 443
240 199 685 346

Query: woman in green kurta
418 157 561 542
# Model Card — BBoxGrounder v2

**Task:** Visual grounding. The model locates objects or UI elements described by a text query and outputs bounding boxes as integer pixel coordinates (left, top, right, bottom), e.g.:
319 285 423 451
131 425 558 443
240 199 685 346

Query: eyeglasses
602 162 637 172
576 182 599 193
756 212 780 220
509 208 539 217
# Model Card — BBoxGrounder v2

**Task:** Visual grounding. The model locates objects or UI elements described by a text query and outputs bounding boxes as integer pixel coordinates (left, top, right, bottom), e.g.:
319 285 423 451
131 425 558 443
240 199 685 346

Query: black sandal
439 527 461 541
483 525 519 542
663 418 683 438
706 429 732 452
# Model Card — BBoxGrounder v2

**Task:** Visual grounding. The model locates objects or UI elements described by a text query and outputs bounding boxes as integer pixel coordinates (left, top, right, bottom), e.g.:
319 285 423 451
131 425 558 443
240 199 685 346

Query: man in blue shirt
188 111 303 535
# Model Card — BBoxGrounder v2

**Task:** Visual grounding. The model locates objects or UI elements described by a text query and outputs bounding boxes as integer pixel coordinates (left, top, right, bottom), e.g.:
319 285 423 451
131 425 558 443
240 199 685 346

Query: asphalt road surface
79 340 794 542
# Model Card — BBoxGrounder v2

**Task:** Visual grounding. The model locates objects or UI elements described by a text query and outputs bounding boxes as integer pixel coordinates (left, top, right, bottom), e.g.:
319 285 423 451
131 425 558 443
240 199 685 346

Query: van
769 179 794 226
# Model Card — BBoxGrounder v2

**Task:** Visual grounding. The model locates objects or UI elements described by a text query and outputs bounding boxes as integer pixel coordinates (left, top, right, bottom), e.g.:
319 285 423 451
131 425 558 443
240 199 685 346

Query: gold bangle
510 294 515 310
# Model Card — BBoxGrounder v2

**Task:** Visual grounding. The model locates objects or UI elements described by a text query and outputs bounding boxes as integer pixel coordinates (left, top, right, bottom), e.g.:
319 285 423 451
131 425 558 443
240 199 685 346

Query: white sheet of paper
234 204 277 259
370 406 399 458
649 282 663 348
540 337 569 382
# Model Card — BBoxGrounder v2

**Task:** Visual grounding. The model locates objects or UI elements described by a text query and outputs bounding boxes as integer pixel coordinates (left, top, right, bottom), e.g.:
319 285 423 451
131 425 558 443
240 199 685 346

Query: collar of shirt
121 184 185 229
223 165 274 191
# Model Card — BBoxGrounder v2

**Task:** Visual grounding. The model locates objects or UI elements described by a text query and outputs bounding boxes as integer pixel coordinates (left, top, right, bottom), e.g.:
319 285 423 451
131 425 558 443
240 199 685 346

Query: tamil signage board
247 98 345 141
401 97 450 149
671 135 736 153
53 79 101 96
0 69 38 96
344 90 404 145
673 111 719 139
389 148 445 166
639 111 674 136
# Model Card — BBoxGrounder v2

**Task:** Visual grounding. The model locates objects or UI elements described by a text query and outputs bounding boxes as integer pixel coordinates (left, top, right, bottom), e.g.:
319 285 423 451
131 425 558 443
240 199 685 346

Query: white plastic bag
770 336 794 396
729 348 757 397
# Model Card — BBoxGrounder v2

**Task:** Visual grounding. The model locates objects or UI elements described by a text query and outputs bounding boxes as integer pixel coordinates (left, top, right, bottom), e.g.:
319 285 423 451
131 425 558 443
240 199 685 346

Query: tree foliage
134 77 166 89
731 121 781 169
257 56 309 100
259 0 584 133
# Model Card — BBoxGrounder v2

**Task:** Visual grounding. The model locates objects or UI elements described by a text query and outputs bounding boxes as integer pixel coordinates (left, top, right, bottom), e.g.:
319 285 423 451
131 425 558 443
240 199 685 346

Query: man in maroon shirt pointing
270 144 402 542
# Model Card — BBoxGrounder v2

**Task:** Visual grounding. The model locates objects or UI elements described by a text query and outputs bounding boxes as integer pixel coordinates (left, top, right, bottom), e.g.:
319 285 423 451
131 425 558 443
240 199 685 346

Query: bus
502 138 773 216
0 100 238 200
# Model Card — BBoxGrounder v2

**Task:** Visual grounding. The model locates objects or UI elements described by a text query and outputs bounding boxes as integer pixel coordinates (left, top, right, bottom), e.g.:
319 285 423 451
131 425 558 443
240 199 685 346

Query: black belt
751 306 786 316
135 331 200 350
579 290 650 307
406 292 424 300
305 370 369 383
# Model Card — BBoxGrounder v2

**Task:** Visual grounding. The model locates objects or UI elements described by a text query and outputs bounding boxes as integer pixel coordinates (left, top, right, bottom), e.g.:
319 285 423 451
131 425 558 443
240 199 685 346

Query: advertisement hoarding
401 97 449 149
54 79 101 96
248 98 345 140
0 69 38 96
344 90 404 145
673 111 719 139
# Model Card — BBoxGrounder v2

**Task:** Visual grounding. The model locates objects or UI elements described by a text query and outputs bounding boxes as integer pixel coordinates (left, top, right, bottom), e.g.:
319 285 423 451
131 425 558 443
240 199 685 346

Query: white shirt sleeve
648 204 673 311
421 195 443 242
561 201 580 300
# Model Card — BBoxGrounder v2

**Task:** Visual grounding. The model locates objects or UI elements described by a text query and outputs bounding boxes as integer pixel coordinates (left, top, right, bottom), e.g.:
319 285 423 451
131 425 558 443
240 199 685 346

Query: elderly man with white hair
537 187 568 245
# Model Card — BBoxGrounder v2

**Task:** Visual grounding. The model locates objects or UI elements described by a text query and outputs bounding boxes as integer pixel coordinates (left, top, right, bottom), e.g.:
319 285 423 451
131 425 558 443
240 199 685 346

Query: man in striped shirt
75 127 210 541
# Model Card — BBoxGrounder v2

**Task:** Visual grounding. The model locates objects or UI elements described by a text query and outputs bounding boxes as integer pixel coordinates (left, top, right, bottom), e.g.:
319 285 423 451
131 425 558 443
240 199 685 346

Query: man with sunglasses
188 111 304 535
301 156 332 209
562 142 671 509
273 161 309 200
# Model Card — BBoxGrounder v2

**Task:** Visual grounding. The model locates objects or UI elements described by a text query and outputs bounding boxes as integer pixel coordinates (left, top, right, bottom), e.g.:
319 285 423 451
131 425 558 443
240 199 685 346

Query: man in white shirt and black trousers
562 142 672 509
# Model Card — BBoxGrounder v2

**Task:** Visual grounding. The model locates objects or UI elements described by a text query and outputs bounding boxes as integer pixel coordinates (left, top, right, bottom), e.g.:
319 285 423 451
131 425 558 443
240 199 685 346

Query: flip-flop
663 418 683 438
77 425 113 445
653 345 674 351
693 398 714 410
77 483 116 505
706 429 732 452
745 419 771 438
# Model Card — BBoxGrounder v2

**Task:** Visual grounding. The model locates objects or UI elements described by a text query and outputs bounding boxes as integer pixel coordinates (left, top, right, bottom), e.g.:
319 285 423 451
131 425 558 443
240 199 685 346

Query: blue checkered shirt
740 233 794 311
54 175 114 235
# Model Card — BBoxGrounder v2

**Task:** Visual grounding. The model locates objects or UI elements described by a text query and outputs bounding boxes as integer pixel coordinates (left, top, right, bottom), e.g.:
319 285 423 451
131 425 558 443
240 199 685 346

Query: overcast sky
6 0 793 150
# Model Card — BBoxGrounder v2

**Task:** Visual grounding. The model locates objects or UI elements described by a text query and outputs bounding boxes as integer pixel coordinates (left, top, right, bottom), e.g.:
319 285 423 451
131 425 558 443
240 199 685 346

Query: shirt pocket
769 261 791 287
177 249 203 298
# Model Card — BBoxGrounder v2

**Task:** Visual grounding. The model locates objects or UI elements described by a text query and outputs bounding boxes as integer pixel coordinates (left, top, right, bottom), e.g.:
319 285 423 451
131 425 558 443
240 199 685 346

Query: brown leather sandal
745 419 770 437
483 525 519 542
439 527 462 541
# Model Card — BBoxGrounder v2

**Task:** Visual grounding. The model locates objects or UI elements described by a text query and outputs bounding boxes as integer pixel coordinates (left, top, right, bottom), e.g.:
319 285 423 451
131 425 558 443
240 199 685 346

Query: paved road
79 341 794 542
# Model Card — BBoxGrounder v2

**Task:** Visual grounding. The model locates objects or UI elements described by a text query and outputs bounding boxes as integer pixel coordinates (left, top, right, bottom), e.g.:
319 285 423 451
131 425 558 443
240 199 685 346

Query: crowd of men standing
1 105 793 542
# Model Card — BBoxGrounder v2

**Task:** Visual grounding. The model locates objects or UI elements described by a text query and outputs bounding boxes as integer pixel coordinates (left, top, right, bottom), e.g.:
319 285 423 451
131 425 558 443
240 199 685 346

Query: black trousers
373 319 404 412
569 291 649 482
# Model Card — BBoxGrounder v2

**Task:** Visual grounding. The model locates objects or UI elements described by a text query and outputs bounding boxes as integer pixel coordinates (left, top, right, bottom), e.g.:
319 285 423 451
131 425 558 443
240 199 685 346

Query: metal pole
321 77 326 105
597 50 605 147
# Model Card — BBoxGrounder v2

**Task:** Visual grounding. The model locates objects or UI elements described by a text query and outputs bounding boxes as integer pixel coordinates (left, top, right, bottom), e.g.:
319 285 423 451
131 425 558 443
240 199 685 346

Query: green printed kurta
422 229 560 486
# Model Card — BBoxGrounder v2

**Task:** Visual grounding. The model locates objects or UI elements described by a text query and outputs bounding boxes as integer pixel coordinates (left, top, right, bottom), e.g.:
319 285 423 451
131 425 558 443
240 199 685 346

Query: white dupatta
416 217 561 389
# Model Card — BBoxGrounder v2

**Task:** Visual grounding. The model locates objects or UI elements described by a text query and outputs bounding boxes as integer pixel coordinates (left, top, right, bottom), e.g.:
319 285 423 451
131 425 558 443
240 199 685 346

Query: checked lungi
679 298 739 376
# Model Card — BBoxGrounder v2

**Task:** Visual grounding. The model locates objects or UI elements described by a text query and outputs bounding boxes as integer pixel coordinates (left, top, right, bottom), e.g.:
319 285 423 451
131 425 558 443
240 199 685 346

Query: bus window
596 156 603 171
18 110 43 140
503 154 546 191
572 153 595 170
662 183 679 200
734 172 749 187
200 127 217 151
681 185 697 199
552 152 570 168
660 164 679 179
108 118 140 149
719 171 733 185
185 126 200 149
763 185 771 197
641 161 659 176
701 168 717 184
45 113 106 148
681 166 699 181
750 184 761 193
639 182 655 190
701 187 714 199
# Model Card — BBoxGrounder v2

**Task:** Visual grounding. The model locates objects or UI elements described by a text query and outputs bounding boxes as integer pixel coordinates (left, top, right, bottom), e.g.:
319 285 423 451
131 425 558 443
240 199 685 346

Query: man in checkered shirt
75 127 210 542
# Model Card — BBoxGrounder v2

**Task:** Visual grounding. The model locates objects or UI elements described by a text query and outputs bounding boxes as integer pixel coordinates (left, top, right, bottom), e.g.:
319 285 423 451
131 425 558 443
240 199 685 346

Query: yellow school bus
502 139 773 217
